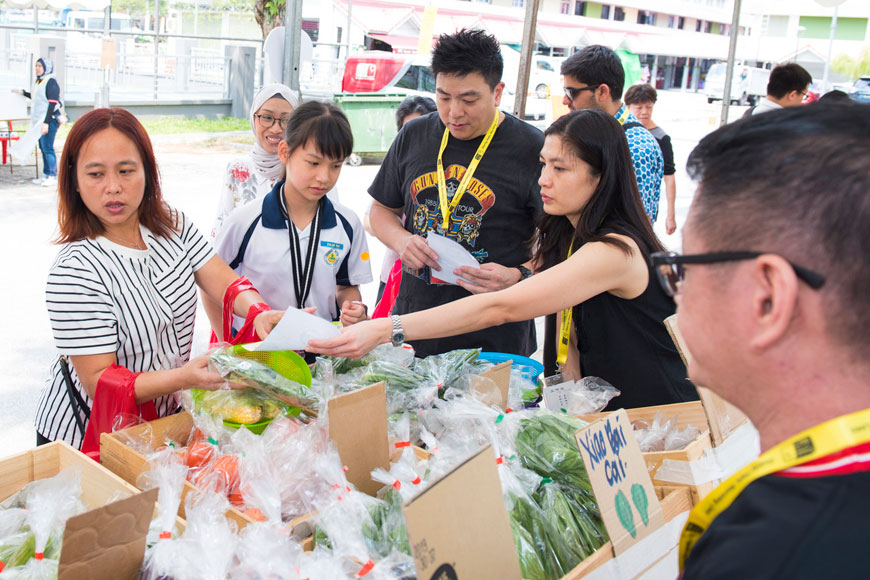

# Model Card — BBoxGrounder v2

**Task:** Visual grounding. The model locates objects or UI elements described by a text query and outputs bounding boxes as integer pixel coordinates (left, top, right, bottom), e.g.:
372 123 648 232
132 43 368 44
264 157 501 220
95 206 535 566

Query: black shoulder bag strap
59 355 89 439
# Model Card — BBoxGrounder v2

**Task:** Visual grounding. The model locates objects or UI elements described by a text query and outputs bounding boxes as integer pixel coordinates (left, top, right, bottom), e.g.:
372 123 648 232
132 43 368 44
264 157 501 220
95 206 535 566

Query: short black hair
624 83 657 105
817 89 851 104
766 63 812 99
686 102 870 356
284 100 353 161
395 96 436 130
560 45 625 100
430 28 503 89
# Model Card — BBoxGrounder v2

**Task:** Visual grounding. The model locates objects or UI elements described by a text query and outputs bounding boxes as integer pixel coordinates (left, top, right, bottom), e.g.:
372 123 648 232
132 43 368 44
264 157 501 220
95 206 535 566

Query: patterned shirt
617 105 664 221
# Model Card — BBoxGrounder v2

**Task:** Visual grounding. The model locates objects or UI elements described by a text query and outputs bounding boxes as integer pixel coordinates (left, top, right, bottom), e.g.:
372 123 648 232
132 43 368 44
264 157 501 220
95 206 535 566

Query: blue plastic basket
478 351 545 384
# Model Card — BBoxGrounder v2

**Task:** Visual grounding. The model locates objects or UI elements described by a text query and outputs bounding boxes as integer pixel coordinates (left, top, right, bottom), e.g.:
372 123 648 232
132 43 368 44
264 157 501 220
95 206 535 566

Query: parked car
848 76 870 103
341 50 551 122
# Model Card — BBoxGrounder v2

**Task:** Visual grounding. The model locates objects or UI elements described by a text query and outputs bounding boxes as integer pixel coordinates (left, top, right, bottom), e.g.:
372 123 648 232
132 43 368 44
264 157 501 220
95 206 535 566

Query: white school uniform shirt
36 211 214 447
215 183 373 329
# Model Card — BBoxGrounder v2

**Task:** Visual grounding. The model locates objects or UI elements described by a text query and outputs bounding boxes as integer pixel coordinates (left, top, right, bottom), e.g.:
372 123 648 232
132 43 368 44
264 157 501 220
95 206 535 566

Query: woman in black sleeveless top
308 110 696 410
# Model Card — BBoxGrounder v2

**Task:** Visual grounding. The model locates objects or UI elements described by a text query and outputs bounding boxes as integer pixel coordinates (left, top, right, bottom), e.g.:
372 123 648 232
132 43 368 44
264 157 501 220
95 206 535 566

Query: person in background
37 108 280 451
624 84 677 235
561 45 664 223
749 63 812 116
659 103 870 579
817 89 851 104
310 109 696 411
366 29 544 358
364 96 438 305
212 84 339 238
12 57 61 187
212 101 372 338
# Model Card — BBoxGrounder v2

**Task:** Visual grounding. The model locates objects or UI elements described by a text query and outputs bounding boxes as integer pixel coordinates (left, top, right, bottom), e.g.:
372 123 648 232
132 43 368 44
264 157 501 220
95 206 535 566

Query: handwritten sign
574 409 664 555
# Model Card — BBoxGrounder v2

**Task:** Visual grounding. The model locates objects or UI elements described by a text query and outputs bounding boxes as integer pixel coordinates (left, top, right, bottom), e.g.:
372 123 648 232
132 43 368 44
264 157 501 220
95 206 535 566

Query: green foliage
832 48 870 80
264 0 286 21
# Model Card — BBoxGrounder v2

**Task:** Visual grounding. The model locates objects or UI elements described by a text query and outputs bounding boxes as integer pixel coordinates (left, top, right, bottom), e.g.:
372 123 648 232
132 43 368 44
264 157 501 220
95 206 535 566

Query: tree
832 48 870 80
255 0 284 40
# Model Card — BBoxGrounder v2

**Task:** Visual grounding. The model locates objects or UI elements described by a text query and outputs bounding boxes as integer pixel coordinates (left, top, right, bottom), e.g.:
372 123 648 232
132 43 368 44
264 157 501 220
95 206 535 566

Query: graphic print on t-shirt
409 164 495 260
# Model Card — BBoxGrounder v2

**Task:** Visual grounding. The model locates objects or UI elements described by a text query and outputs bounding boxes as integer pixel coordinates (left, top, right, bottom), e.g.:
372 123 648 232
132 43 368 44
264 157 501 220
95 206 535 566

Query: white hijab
249 83 300 181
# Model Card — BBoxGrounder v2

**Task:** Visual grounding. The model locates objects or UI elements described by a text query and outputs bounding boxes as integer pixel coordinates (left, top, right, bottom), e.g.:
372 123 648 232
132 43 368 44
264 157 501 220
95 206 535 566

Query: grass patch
10 116 249 139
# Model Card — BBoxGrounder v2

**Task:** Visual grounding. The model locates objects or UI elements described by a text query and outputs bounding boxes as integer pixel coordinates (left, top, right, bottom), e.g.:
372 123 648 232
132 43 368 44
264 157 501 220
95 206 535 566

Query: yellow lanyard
679 408 870 572
436 111 500 230
616 106 630 125
556 241 575 367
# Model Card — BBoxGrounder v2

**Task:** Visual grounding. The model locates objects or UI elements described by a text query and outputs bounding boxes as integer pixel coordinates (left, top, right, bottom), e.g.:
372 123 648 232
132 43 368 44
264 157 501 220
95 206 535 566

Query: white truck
705 63 770 106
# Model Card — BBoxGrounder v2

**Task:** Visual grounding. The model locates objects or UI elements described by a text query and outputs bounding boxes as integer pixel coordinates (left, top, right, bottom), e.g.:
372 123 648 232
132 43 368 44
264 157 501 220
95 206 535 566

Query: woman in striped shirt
36 108 280 449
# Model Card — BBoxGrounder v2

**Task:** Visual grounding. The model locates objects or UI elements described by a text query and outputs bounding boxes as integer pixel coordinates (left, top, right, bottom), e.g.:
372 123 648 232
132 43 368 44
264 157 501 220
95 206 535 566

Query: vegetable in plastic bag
209 348 316 410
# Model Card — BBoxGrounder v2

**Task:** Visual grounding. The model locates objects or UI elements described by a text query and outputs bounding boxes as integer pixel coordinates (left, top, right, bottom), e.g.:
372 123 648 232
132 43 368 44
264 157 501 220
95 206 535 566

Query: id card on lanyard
279 187 324 309
679 408 870 572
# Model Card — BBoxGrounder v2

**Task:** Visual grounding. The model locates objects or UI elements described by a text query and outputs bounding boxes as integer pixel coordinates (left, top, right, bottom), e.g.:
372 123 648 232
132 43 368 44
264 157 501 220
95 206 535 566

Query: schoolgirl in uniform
212 101 372 338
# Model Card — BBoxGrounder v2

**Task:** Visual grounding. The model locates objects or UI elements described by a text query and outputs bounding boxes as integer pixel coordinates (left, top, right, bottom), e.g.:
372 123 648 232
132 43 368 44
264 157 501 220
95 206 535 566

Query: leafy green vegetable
362 361 426 391
515 414 593 494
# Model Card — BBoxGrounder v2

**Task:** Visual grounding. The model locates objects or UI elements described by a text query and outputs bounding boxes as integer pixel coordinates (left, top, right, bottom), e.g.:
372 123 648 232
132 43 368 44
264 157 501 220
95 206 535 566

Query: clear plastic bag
229 521 304 579
632 413 702 452
208 346 317 410
561 377 621 415
137 448 189 544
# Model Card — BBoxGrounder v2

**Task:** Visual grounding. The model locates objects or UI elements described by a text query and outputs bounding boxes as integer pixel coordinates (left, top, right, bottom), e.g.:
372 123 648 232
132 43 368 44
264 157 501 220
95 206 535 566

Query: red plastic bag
210 276 271 346
80 364 157 462
372 259 402 319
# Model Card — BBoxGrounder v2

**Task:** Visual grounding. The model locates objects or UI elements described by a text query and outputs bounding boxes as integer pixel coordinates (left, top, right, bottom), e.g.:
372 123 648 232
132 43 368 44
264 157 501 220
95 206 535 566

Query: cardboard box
0 441 157 580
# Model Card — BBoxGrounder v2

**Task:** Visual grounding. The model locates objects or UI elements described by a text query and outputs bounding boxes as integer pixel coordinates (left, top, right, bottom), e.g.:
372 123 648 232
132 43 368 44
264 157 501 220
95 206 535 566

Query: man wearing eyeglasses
747 63 812 117
560 45 664 223
654 103 870 579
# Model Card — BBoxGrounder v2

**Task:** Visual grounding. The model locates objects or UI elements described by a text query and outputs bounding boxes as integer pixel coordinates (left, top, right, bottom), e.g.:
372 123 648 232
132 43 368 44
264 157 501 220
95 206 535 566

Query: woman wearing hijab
212 84 340 238
13 57 61 187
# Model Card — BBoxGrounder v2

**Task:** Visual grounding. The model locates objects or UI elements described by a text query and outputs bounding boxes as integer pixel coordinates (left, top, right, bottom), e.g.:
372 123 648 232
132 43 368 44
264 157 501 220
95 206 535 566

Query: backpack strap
229 215 262 269
622 121 644 131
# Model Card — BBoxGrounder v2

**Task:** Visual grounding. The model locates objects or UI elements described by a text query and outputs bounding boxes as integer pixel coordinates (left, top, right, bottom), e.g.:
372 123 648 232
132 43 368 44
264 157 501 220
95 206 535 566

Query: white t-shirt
36 211 214 447
215 186 373 327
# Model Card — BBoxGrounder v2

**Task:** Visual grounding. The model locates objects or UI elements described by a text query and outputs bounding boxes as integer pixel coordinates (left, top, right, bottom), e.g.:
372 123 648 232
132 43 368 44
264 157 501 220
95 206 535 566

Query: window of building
678 16 685 29
614 6 625 21
704 21 712 33
648 12 656 26
696 19 703 32
637 11 645 24
513 0 524 6
601 4 611 19
560 0 570 14
575 1 585 16
668 15 675 28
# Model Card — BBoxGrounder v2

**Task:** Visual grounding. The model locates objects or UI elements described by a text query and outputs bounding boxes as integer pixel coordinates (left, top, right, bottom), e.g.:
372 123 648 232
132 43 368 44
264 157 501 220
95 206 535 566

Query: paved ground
0 90 744 458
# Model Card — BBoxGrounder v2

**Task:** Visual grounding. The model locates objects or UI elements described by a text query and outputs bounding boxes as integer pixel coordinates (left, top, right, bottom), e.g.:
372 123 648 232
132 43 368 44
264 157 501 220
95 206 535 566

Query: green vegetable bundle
515 414 594 494
509 491 585 580
361 361 426 391
533 481 608 561
193 388 290 424
209 350 316 410
362 487 411 558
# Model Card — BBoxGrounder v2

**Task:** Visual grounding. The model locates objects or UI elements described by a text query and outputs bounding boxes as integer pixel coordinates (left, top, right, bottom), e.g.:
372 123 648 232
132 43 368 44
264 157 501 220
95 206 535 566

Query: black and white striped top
36 211 215 448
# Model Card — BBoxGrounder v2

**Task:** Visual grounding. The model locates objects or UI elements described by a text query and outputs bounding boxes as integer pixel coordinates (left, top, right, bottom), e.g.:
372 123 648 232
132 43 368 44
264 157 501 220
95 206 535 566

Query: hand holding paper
253 307 338 351
426 232 480 286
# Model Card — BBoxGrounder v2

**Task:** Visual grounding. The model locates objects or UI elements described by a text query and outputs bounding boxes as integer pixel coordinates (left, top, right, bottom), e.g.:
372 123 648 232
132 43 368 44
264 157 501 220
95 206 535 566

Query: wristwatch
516 265 533 280
390 315 405 347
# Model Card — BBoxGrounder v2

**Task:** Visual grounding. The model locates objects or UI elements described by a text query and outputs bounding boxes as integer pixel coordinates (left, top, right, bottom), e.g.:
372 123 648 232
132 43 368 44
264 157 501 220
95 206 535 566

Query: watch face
392 332 405 345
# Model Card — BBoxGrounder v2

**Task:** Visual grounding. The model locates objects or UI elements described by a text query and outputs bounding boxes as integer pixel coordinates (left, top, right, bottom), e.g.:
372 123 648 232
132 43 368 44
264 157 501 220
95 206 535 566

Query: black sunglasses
254 113 291 129
650 251 826 297
563 84 601 101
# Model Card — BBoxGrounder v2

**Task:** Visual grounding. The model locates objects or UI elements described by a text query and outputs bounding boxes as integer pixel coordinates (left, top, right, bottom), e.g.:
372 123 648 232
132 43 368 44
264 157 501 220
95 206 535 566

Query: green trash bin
333 92 407 165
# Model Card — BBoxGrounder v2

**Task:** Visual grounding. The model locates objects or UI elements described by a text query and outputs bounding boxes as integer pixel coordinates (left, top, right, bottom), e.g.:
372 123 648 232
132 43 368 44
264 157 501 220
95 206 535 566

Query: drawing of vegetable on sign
573 409 664 554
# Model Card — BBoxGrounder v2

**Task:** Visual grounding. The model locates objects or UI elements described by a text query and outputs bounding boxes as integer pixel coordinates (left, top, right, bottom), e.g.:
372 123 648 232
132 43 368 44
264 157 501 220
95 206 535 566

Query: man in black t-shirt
663 103 870 578
368 29 543 357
